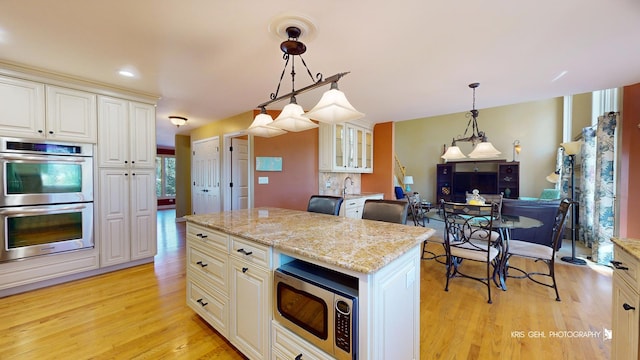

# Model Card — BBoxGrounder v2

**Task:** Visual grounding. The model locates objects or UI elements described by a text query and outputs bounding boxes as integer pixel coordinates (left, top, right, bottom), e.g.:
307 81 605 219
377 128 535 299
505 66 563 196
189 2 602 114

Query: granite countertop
612 237 640 261
185 207 435 274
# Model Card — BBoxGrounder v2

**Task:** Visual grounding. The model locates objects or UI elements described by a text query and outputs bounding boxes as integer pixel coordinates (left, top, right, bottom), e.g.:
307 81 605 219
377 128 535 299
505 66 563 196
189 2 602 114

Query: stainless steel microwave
273 259 358 360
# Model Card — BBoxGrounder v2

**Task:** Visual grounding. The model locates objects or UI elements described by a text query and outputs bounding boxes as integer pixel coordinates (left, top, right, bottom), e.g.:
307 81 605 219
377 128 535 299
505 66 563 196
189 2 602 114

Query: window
156 155 176 198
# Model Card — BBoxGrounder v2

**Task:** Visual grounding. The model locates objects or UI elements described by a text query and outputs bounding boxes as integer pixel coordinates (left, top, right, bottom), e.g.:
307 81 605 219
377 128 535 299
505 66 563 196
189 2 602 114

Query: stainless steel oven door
0 202 94 262
0 152 93 207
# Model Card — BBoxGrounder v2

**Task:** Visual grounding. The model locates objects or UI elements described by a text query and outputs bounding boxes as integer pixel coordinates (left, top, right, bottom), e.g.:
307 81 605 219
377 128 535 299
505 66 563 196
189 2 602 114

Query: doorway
223 132 250 211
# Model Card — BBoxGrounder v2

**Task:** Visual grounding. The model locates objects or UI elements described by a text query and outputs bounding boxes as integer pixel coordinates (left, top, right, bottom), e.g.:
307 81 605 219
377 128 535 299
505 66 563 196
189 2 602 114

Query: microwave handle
0 155 87 163
0 204 87 215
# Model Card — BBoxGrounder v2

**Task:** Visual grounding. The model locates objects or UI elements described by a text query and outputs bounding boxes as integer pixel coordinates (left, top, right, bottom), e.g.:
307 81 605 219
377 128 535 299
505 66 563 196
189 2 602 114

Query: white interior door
231 138 248 210
192 137 220 215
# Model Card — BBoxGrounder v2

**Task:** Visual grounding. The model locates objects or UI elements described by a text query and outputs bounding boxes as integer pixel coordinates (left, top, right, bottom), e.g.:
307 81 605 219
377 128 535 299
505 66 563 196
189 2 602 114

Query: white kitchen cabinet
97 96 156 169
339 193 384 219
98 168 156 267
611 244 640 359
186 224 230 337
97 95 156 267
0 75 45 138
0 77 97 142
45 85 97 142
229 236 272 360
271 321 334 360
319 121 373 173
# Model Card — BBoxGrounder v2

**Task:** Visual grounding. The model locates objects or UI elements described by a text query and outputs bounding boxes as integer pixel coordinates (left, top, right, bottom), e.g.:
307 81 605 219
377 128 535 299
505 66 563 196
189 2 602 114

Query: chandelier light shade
247 108 287 137
250 25 364 137
441 145 467 160
271 97 319 132
441 83 501 161
468 142 502 158
169 116 187 127
303 82 365 123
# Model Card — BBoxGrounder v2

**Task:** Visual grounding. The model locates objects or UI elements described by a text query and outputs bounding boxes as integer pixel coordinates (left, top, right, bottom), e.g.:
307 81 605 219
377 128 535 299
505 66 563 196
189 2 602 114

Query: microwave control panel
335 299 351 353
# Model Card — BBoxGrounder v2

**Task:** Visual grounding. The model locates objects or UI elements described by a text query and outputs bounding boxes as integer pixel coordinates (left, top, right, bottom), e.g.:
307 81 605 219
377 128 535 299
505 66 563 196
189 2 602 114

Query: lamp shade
561 141 583 155
403 176 414 185
248 112 287 137
271 101 319 132
468 142 501 159
546 172 560 184
441 146 467 160
303 85 365 123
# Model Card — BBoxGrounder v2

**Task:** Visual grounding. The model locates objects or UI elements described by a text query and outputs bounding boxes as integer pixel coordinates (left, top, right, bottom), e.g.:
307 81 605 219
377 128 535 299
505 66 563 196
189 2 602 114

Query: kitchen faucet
343 176 354 196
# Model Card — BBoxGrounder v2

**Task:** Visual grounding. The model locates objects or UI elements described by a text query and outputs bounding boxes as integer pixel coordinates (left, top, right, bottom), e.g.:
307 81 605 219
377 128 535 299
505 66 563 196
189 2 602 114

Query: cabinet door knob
295 355 303 360
242 267 249 273
38 129 44 133
48 130 54 134
623 303 636 311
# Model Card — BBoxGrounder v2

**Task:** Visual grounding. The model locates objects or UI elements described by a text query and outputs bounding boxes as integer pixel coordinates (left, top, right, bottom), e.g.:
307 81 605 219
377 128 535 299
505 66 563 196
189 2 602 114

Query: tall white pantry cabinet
98 96 157 267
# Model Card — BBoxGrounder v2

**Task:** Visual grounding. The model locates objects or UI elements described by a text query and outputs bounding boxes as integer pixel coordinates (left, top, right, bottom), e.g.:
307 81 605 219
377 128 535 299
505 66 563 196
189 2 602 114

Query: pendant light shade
441 146 467 160
248 110 287 137
270 98 319 132
303 82 365 123
468 142 501 159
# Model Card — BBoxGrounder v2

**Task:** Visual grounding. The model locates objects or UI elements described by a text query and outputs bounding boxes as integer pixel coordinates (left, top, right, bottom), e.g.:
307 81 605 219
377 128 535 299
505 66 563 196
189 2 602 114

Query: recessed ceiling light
118 70 135 78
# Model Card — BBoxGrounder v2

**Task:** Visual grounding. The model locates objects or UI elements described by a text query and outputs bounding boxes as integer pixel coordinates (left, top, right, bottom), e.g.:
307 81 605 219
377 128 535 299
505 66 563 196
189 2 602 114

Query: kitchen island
185 207 435 360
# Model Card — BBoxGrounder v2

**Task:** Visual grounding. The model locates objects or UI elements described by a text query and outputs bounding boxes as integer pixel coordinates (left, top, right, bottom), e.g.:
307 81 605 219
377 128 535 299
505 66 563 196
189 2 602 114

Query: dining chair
407 194 445 262
442 201 501 304
463 192 503 243
307 195 344 216
504 198 572 301
361 199 408 224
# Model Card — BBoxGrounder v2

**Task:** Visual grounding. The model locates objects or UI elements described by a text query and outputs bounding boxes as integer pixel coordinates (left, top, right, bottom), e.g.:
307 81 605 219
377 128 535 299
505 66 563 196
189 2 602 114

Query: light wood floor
0 210 612 359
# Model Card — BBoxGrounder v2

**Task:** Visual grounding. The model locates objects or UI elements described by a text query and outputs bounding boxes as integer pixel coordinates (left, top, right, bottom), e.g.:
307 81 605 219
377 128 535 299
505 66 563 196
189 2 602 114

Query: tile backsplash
319 172 361 196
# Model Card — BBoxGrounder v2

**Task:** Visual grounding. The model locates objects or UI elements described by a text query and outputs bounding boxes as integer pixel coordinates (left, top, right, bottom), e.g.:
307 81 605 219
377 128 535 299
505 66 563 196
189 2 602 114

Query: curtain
578 113 617 264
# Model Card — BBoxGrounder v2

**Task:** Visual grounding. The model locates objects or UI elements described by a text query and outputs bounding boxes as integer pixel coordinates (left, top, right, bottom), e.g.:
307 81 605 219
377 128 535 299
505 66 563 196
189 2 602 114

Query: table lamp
404 176 414 192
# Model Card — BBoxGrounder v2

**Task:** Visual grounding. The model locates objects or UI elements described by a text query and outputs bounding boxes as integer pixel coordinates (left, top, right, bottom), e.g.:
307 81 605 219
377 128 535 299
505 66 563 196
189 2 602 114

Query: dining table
425 210 543 290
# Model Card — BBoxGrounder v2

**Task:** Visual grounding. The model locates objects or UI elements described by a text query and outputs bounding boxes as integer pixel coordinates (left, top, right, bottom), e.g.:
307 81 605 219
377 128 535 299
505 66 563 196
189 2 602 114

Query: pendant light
441 83 501 161
248 24 363 137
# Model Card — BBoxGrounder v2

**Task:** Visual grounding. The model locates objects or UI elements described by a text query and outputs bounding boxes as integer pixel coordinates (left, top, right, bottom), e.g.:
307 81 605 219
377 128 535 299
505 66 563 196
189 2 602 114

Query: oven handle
0 204 88 215
0 155 87 163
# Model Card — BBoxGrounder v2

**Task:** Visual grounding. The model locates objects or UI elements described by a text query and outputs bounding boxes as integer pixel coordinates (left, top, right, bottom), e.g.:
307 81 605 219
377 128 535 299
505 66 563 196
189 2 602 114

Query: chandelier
441 83 501 161
248 26 364 137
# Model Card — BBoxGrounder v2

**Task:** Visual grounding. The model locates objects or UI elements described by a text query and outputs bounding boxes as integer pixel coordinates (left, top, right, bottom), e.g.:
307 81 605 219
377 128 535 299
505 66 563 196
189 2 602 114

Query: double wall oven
0 137 94 262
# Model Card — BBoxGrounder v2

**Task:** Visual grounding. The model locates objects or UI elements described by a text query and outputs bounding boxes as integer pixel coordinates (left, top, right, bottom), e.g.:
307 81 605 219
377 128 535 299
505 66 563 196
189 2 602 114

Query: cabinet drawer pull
196 261 208 268
242 267 249 273
295 354 303 360
237 248 253 256
623 303 636 311
196 298 208 307
196 233 208 239
611 260 629 270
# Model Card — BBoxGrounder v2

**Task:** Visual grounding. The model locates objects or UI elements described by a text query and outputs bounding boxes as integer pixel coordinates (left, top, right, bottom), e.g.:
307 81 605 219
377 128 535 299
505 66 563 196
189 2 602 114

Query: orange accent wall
253 110 319 211
619 83 640 237
362 122 394 199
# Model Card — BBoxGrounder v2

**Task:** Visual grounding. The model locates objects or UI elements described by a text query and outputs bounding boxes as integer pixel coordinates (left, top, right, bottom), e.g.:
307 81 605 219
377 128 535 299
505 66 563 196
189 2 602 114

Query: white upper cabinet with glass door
318 121 373 173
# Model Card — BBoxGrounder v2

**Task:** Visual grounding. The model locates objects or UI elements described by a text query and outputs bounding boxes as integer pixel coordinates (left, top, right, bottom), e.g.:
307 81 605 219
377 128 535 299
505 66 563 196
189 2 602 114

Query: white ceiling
2 1 640 148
